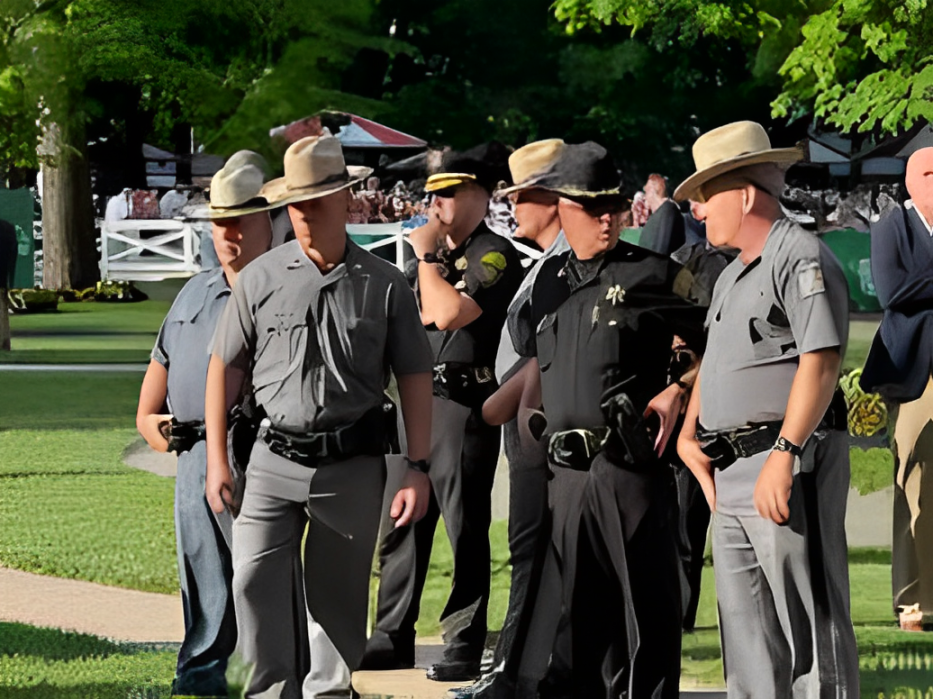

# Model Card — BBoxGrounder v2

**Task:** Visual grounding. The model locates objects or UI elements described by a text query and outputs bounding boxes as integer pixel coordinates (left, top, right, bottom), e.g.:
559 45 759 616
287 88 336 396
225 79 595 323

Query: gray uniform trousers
712 432 859 699
232 441 386 699
173 441 237 697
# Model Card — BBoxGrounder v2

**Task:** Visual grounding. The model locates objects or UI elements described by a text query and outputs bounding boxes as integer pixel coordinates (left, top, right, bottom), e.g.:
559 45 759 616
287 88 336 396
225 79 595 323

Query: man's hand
206 456 235 515
644 384 686 456
753 450 795 524
141 413 173 453
391 469 431 528
677 434 717 512
408 220 442 259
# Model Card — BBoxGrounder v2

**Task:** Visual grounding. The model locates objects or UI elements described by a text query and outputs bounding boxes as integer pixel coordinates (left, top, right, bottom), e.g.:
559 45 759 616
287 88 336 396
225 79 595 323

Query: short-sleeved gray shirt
152 268 231 423
700 218 849 515
212 239 433 433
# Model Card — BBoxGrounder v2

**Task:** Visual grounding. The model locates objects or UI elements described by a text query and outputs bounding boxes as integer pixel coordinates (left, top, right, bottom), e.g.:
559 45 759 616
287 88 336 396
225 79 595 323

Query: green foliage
850 447 894 496
553 0 933 136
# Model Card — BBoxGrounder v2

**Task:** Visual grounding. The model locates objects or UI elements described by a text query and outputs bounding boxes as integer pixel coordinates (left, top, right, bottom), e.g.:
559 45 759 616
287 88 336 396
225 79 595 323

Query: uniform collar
562 251 607 293
186 267 230 323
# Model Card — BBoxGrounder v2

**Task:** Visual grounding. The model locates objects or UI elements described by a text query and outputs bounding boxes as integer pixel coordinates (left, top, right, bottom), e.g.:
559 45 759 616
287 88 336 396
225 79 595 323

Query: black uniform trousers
372 395 500 661
173 442 238 697
473 419 553 697
669 462 710 631
543 454 682 699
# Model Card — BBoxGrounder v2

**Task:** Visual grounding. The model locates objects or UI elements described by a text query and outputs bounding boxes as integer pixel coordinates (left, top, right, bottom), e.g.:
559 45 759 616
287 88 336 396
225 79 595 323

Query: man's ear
742 185 756 215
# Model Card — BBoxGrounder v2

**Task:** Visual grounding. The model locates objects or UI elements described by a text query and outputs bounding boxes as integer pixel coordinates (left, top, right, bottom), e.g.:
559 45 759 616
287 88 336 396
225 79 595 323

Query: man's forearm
418 261 468 329
205 355 230 468
780 348 841 446
397 371 433 462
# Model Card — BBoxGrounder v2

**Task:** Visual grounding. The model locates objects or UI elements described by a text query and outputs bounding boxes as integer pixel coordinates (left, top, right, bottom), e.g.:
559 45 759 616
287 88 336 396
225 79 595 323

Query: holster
433 362 497 409
167 419 206 454
600 391 658 469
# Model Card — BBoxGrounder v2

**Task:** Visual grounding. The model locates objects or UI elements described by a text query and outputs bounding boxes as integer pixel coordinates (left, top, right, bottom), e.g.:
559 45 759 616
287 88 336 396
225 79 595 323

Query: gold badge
606 285 626 305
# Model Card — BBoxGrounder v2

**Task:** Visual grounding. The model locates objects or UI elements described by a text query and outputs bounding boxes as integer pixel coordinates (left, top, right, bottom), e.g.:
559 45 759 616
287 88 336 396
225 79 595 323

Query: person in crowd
676 120 859 698
530 142 706 698
203 133 434 699
639 173 686 255
363 142 523 683
861 146 933 631
136 151 275 698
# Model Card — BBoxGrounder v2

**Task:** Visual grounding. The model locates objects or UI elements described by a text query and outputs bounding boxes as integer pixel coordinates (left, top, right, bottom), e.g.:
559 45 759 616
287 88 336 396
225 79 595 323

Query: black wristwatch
773 436 803 457
406 457 430 474
419 252 441 264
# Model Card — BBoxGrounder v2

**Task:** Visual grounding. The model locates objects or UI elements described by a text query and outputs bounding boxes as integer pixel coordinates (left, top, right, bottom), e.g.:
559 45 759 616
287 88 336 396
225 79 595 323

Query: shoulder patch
797 261 825 299
479 251 508 288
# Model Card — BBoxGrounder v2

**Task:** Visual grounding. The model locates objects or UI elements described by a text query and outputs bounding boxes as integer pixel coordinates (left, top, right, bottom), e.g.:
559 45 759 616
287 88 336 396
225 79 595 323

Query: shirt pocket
253 312 306 389
748 292 796 362
536 313 558 372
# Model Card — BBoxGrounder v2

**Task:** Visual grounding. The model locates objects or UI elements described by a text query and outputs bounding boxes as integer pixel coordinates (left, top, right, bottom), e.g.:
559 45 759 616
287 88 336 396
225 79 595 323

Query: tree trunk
0 291 10 351
40 122 99 290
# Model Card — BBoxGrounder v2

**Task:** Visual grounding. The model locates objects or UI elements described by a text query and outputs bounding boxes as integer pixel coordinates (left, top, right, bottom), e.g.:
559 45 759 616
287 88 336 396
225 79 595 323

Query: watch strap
774 436 803 457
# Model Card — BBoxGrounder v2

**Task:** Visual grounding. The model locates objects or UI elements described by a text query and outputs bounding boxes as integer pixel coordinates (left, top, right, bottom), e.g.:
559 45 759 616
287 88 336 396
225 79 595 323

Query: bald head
906 148 933 217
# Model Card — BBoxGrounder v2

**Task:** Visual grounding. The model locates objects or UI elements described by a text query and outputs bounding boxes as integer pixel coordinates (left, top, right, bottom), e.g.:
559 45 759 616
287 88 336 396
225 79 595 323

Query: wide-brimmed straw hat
208 151 277 220
260 132 372 207
424 142 512 194
497 139 567 197
673 121 804 203
538 141 622 200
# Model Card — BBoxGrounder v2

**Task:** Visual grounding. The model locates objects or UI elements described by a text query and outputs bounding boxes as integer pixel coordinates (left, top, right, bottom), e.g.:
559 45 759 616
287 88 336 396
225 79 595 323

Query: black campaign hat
540 141 622 199
425 141 512 193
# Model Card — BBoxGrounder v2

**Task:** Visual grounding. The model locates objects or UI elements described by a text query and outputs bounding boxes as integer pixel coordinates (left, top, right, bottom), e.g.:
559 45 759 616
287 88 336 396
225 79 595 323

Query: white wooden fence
101 220 536 282
100 220 201 281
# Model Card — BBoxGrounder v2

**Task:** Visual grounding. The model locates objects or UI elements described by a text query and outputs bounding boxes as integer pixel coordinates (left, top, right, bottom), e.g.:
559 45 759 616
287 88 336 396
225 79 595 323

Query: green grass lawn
2 300 171 364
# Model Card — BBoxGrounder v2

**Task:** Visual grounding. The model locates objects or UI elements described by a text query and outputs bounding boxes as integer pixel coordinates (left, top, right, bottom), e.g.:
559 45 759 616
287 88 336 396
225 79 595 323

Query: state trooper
454 139 572 699
363 143 523 682
136 151 275 699
203 133 435 699
675 121 859 698
528 142 706 699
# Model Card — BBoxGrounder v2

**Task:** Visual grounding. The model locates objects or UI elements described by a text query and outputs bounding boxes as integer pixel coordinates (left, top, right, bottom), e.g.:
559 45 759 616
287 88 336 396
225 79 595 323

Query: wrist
405 456 430 474
773 435 803 457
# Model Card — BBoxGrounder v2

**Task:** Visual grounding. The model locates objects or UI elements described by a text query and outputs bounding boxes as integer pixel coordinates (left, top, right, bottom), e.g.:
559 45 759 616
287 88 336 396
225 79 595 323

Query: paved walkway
0 566 184 643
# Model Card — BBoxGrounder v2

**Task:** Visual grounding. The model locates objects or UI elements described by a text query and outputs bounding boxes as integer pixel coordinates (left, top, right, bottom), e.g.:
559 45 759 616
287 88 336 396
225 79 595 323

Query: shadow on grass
0 623 137 662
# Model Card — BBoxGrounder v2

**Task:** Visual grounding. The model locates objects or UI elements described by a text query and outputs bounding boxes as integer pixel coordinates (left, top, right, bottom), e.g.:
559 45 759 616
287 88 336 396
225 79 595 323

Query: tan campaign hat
673 121 805 203
260 132 372 207
208 151 276 220
497 139 567 197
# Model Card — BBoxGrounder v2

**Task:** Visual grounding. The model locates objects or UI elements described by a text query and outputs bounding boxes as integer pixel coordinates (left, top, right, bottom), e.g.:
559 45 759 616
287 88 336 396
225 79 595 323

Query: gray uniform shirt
152 268 231 423
212 239 433 433
700 218 849 515
495 233 571 382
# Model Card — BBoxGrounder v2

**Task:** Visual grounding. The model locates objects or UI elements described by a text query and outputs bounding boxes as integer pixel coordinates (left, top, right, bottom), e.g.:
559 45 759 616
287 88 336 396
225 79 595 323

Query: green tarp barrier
0 188 35 289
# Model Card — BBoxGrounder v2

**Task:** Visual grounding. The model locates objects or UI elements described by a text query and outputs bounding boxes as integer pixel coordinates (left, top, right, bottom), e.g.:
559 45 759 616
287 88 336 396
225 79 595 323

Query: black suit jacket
861 205 933 401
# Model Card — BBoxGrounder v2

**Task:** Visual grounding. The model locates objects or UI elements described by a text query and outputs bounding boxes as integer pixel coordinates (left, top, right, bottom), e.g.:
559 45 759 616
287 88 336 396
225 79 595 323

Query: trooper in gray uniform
675 121 859 698
203 133 434 699
136 151 275 699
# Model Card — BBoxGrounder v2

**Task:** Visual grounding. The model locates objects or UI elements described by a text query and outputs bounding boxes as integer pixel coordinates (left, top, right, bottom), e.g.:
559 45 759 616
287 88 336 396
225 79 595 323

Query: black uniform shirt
407 223 522 368
152 268 231 423
533 241 706 436
213 239 434 433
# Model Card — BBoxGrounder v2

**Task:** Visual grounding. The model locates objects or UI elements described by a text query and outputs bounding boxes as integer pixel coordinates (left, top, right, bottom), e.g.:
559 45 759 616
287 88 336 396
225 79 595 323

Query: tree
552 0 933 138
0 0 404 289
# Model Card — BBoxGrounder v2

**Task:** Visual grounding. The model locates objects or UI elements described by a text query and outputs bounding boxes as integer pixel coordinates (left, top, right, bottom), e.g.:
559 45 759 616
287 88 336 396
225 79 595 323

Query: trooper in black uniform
527 142 706 699
363 143 523 682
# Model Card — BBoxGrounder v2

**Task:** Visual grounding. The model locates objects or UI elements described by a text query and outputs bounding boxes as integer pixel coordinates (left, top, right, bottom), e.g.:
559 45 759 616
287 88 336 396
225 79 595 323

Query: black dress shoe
427 660 482 682
357 632 415 671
